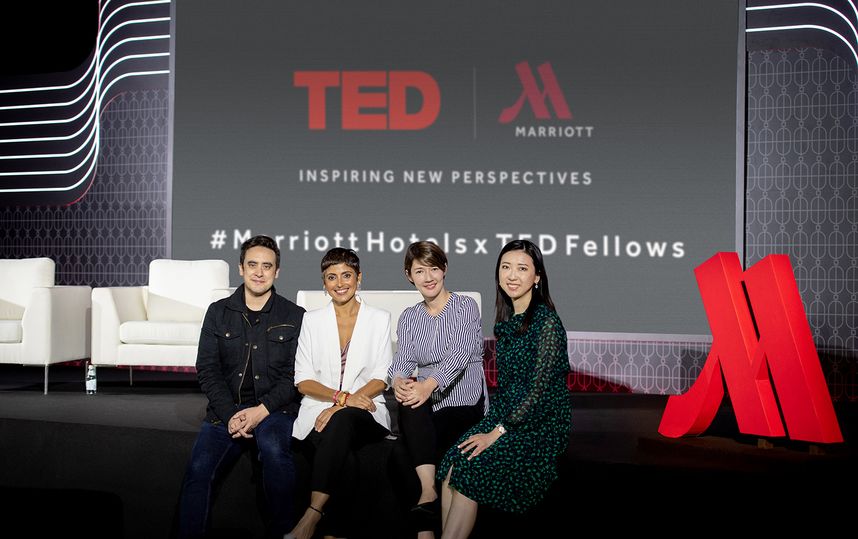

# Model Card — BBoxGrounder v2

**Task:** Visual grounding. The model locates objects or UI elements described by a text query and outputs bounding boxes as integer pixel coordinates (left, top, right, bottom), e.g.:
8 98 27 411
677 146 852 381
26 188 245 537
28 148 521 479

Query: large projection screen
171 0 741 335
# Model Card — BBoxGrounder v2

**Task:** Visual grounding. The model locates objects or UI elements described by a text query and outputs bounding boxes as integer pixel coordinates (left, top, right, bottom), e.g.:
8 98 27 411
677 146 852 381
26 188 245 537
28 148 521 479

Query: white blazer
292 301 393 440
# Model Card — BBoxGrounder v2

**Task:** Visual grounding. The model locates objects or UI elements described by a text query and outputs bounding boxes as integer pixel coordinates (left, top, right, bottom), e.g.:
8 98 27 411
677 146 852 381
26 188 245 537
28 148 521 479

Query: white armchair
0 257 92 394
295 290 482 351
91 259 231 375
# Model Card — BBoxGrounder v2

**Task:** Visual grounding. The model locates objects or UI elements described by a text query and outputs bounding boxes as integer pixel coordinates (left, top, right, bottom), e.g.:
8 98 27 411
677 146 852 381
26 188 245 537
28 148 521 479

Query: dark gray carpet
0 364 855 537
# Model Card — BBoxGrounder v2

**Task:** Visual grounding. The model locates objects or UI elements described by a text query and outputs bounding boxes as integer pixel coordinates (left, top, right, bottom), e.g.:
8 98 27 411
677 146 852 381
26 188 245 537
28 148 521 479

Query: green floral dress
437 302 572 512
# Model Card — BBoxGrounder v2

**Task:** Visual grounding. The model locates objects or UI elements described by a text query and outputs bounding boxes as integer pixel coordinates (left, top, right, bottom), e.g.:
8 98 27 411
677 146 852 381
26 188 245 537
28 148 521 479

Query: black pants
299 407 388 536
398 398 485 472
395 399 484 533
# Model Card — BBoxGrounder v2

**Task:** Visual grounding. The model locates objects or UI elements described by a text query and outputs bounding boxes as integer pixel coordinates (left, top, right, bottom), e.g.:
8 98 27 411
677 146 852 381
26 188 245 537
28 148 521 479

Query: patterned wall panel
565 334 713 394
746 47 858 402
483 333 712 394
0 0 171 287
0 89 169 285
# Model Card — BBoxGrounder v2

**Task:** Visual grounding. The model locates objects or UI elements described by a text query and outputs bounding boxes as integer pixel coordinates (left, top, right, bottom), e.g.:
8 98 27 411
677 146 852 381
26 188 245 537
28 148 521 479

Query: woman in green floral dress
437 239 572 538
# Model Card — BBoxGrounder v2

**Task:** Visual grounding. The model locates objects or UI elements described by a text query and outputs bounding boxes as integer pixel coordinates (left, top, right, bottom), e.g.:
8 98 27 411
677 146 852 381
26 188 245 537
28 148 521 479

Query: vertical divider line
473 67 477 139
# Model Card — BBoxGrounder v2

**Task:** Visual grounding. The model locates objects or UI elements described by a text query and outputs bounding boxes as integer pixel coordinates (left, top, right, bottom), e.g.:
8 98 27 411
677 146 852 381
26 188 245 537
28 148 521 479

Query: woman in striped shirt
389 241 488 538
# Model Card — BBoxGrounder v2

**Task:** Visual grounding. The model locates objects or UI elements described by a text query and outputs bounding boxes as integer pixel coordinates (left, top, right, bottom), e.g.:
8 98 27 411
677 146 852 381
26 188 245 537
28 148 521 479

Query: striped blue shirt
388 292 488 412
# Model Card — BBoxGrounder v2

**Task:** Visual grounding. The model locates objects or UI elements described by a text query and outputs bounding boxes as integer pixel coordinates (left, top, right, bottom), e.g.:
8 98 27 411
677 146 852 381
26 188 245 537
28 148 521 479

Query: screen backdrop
171 0 740 335
1 1 854 398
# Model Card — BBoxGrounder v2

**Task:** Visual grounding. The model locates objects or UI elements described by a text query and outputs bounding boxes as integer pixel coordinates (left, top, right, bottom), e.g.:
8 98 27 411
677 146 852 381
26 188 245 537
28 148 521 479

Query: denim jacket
196 285 305 424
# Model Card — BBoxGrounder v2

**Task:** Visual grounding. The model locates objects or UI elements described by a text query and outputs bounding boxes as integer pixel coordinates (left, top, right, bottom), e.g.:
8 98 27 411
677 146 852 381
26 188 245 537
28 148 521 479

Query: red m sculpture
659 252 843 444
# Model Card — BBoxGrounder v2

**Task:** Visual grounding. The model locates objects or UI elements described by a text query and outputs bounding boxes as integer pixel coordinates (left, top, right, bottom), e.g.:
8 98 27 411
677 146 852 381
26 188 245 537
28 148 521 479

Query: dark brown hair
321 247 361 274
240 235 280 269
403 241 447 276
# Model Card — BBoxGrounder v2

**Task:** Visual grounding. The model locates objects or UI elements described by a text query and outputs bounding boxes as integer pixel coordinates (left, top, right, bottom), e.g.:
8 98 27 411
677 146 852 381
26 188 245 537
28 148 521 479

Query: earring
535 283 539 290
323 288 328 296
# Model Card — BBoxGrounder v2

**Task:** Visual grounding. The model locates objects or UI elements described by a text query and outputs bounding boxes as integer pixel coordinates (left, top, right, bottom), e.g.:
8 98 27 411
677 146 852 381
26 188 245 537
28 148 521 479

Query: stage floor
0 364 855 538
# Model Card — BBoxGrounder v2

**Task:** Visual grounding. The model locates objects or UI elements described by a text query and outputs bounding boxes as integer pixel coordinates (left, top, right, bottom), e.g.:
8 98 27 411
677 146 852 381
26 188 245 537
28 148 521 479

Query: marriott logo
499 61 593 140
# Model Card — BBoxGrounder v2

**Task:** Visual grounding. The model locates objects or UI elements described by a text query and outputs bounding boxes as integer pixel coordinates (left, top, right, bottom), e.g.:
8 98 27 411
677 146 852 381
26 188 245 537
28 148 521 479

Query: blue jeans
177 410 296 539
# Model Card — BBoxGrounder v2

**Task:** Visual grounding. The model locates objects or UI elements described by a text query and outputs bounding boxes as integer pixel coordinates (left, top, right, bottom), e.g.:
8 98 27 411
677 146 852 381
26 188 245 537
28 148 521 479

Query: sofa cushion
147 293 205 323
0 320 23 343
0 258 55 320
146 259 230 322
119 321 202 346
0 299 23 321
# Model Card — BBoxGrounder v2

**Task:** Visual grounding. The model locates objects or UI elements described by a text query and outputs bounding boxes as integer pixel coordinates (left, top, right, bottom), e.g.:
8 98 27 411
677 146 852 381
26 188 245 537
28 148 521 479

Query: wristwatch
495 424 507 435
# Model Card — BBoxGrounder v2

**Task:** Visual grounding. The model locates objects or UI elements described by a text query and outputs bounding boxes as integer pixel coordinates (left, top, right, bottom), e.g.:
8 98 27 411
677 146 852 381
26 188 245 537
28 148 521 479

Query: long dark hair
494 239 556 334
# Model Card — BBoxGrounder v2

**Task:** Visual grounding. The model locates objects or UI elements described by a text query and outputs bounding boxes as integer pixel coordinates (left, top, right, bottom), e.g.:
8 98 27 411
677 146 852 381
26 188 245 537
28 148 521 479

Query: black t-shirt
238 306 263 405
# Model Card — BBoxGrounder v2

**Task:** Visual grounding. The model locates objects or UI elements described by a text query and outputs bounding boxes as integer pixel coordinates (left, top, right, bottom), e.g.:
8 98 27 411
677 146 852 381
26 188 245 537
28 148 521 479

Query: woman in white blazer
287 248 392 539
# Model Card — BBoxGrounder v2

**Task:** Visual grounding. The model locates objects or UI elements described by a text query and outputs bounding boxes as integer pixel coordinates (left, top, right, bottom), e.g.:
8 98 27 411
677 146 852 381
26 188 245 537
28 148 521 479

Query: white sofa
0 257 92 394
91 259 231 375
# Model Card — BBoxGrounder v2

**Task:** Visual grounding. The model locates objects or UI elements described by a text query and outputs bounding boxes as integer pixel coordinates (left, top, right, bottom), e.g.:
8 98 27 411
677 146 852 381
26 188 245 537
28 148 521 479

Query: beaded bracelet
337 391 349 407
332 390 340 404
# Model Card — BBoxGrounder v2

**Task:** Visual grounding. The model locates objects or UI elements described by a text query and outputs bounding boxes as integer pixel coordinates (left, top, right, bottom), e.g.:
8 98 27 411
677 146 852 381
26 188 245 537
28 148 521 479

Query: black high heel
409 499 440 532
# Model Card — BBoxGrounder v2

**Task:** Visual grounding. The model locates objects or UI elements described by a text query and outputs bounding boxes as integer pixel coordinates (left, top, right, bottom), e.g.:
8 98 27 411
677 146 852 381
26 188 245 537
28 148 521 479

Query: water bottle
85 363 97 395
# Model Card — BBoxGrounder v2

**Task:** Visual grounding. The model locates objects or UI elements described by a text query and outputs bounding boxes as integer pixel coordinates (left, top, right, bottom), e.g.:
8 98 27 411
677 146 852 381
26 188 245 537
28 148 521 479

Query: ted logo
659 253 842 444
499 61 572 124
294 71 440 130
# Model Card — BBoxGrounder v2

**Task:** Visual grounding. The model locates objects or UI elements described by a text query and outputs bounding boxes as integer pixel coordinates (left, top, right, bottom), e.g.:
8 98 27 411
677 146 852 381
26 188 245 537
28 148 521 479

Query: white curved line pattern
747 3 858 43
0 18 170 127
0 141 98 178
0 70 97 111
0 0 170 97
100 69 170 99
0 88 97 128
0 106 97 145
747 2 858 69
0 146 99 193
0 34 169 110
0 54 95 95
0 124 96 160
747 24 858 66
0 0 171 195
